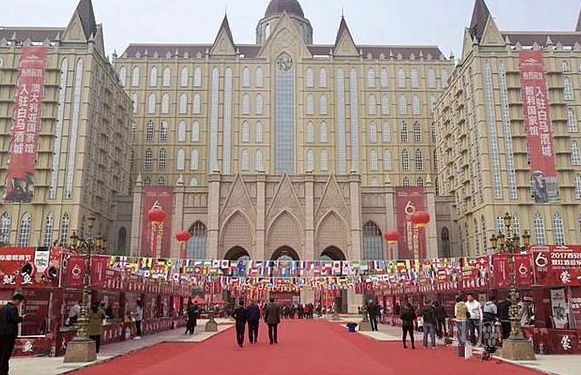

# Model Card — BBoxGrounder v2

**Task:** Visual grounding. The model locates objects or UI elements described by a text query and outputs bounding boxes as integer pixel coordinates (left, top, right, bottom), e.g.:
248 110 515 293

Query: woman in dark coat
185 301 199 335
400 303 416 349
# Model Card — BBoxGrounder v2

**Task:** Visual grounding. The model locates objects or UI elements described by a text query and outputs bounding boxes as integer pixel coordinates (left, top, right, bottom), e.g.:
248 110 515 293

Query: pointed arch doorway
270 246 301 307
319 246 348 313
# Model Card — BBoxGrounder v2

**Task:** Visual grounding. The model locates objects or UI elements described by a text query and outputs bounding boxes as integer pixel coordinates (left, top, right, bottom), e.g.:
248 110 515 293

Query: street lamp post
489 212 535 360
64 217 107 363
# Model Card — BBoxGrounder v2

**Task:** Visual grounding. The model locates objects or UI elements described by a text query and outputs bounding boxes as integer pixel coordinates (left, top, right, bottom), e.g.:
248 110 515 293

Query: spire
577 5 581 31
335 16 352 46
333 16 358 57
73 0 97 39
469 0 491 42
210 14 236 56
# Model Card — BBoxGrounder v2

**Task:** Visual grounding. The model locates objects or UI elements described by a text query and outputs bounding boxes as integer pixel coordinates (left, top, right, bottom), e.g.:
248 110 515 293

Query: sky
1 0 580 57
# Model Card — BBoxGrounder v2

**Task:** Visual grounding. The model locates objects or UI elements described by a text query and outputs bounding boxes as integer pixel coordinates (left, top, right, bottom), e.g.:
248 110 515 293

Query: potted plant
346 322 358 332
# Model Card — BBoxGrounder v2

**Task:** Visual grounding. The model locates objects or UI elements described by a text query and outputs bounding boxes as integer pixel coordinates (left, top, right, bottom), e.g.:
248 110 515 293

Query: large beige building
114 0 460 268
435 0 581 255
0 0 133 249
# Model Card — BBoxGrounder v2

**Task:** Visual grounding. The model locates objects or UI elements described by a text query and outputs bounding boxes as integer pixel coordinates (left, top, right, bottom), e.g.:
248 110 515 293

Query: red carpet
73 321 544 375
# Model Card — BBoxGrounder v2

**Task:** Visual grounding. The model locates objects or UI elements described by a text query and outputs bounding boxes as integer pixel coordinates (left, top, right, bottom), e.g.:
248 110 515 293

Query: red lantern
175 230 191 243
147 204 167 225
384 231 400 245
411 211 430 229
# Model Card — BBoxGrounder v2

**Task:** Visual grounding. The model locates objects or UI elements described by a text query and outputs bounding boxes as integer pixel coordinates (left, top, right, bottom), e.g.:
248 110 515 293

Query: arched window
428 69 436 88
320 122 328 143
193 93 201 114
43 213 54 247
441 227 450 257
256 94 264 115
400 121 408 142
307 121 315 143
178 121 186 142
190 178 198 187
383 149 392 171
413 121 422 142
131 93 138 114
157 177 166 186
380 68 389 88
320 94 328 115
415 149 423 170
144 148 153 170
131 67 140 87
441 69 449 88
162 67 171 86
562 60 571 72
319 68 327 88
381 95 389 115
433 149 438 170
305 68 314 88
402 149 410 170
398 68 406 88
363 222 384 260
553 213 566 245
176 149 185 170
382 122 391 143
320 150 329 171
149 67 158 87
187 222 207 258
160 121 168 142
193 67 202 87
571 141 581 165
403 177 410 187
60 213 70 247
255 149 263 171
369 121 378 143
117 227 127 255
147 94 156 114
412 95 421 115
256 121 263 143
410 68 419 88
146 120 154 142
481 216 487 253
161 93 170 114
241 149 250 171
575 175 581 199
143 177 151 186
306 149 315 171
242 94 250 115
369 150 378 171
568 108 578 132
306 95 314 115
256 67 264 87
0 212 11 246
534 212 546 245
367 68 375 88
417 177 424 186
158 148 166 169
242 67 251 88
119 67 127 87
399 95 407 115
368 94 377 115
564 77 574 100
241 121 250 143
180 67 188 87
192 121 200 142
512 213 521 236
191 149 199 170
178 93 188 114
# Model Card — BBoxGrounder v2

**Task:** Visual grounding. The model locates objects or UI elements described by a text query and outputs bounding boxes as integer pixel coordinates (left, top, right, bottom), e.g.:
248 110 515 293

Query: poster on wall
550 288 568 329
140 187 174 259
570 288 581 329
532 245 581 286
519 51 558 203
395 187 426 259
3 46 47 203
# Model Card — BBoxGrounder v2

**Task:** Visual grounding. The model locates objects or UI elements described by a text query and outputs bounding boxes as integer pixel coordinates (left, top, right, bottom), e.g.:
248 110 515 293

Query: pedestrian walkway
10 319 233 375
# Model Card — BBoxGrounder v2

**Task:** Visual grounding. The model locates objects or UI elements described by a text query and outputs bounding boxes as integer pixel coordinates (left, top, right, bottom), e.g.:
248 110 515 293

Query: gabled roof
335 16 354 47
469 0 492 41
74 0 97 39
213 14 235 48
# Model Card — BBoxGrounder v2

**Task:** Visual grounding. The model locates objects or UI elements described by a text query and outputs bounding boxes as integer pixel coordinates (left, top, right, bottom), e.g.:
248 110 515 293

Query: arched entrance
271 246 300 261
224 246 251 261
270 246 300 307
319 246 348 313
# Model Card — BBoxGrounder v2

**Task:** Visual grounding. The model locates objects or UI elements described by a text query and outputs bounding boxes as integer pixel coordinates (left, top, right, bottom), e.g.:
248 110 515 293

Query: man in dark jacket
0 293 25 375
434 302 447 338
232 301 248 347
367 300 380 331
497 298 511 339
246 300 260 344
421 301 437 348
264 297 281 344
400 303 416 349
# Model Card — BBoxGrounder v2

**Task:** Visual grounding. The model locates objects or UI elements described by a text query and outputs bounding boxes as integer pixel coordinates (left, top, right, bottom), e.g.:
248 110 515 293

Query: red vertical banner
395 187 425 259
141 187 174 259
4 46 47 203
519 51 558 203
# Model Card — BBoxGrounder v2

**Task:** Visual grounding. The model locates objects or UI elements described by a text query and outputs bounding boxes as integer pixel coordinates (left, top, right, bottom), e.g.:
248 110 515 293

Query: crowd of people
281 303 317 319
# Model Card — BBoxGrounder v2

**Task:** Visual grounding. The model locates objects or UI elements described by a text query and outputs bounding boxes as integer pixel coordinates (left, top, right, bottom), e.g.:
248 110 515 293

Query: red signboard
0 247 36 286
141 187 174 259
63 255 110 288
532 245 581 287
3 46 47 203
395 187 426 259
519 51 558 203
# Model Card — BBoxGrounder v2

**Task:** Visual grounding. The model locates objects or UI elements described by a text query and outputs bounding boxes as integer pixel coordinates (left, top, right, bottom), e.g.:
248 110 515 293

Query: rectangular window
275 64 295 174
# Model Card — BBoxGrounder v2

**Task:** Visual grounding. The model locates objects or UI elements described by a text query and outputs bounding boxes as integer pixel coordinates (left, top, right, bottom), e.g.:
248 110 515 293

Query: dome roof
265 0 305 18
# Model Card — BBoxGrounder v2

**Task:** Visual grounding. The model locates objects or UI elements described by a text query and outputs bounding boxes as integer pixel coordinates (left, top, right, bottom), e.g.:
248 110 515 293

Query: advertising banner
63 255 110 288
515 254 533 287
140 187 174 259
550 288 568 329
395 187 426 259
532 245 581 287
0 247 36 286
519 51 558 203
570 288 581 329
3 46 47 203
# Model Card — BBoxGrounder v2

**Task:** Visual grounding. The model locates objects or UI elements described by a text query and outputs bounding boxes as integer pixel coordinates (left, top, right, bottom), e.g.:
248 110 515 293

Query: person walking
481 295 499 360
367 300 379 331
264 297 281 345
454 295 468 347
247 300 261 344
465 294 482 345
88 301 106 354
400 302 416 349
232 301 248 348
497 297 511 339
421 301 437 349
133 299 143 339
0 293 25 375
434 302 447 338
185 301 199 335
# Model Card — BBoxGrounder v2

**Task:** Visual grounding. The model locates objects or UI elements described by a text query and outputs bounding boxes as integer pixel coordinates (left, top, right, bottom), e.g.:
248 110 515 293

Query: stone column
171 175 185 258
384 175 397 258
425 175 438 259
347 290 361 314
256 171 266 259
207 170 221 259
130 175 143 257
349 171 362 260
304 172 315 261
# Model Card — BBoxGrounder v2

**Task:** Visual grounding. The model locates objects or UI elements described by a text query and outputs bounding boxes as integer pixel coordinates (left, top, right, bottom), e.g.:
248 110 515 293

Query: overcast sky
1 0 580 57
